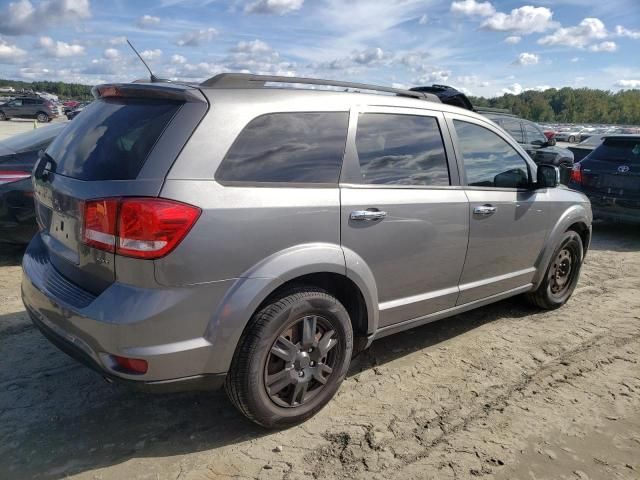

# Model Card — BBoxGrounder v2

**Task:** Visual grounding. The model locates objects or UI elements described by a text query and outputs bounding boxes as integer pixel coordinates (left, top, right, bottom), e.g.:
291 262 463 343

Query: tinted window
591 138 640 165
46 98 181 181
354 113 449 186
217 112 348 184
523 121 547 144
454 120 530 188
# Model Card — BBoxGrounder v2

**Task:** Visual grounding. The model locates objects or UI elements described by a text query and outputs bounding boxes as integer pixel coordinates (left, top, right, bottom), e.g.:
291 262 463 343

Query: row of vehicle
541 124 640 143
0 94 89 123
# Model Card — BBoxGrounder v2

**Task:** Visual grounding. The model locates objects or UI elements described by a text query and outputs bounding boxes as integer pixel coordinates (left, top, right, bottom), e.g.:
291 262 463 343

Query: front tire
0 111 7 121
568 135 575 143
36 112 49 123
526 231 584 309
225 288 353 428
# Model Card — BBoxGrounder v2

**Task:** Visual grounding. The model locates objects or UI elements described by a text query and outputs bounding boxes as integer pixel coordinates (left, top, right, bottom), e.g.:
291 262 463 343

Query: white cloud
455 75 489 87
0 37 26 63
450 0 495 17
615 79 640 88
482 6 555 34
318 47 390 70
588 41 617 52
103 48 119 59
140 49 162 60
512 52 539 66
233 39 272 55
0 0 90 36
245 0 303 15
176 28 218 47
418 14 428 25
171 54 187 64
108 36 127 46
136 14 160 29
504 35 521 44
615 25 640 39
538 17 607 49
414 69 451 84
37 36 85 57
501 83 523 95
570 57 580 62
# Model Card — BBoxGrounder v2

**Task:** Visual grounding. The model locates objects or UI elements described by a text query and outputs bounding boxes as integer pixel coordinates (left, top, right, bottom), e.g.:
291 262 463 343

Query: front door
448 115 549 304
340 107 469 328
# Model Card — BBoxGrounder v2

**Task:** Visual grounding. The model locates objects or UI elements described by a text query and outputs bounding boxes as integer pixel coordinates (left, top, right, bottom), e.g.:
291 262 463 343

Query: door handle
473 205 497 215
350 209 387 221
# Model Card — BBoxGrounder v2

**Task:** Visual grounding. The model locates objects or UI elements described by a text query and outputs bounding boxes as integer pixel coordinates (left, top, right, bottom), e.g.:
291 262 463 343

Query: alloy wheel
264 314 340 408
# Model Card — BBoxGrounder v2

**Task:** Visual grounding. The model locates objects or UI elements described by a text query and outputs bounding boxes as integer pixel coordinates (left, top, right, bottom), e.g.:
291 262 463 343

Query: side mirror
537 164 560 188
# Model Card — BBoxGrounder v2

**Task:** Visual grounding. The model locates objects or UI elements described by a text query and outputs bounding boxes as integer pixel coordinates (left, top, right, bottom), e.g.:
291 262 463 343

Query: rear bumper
21 234 236 390
587 195 640 224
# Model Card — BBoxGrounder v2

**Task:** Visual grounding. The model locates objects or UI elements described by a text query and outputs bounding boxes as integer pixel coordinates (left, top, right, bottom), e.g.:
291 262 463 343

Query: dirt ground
1 223 639 480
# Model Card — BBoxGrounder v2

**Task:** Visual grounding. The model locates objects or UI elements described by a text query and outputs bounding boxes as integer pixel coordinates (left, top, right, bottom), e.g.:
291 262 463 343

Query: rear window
590 138 640 165
216 112 348 184
46 98 181 180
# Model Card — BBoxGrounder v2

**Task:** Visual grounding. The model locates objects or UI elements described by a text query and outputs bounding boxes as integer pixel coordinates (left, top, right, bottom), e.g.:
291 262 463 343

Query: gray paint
22 81 592 387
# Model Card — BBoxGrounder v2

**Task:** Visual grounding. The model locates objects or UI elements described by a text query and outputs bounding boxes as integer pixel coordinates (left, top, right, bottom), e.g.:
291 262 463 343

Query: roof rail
200 73 441 102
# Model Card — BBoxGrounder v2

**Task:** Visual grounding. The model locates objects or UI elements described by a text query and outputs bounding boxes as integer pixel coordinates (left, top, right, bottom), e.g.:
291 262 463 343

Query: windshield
590 138 640 165
1 122 67 153
46 97 182 180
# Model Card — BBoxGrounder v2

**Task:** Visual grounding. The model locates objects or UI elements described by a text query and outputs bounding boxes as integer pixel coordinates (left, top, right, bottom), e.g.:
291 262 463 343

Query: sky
0 0 639 97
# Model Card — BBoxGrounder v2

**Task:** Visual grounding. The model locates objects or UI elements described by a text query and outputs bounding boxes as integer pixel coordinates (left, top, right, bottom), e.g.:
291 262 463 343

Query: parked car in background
570 135 640 224
555 129 584 143
0 96 59 123
63 101 80 114
66 102 89 120
0 122 67 243
22 74 592 428
569 135 606 162
478 110 574 183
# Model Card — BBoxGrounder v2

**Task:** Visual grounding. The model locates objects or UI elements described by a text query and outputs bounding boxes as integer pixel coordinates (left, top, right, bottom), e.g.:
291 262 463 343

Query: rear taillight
82 198 200 259
570 163 583 185
0 170 31 186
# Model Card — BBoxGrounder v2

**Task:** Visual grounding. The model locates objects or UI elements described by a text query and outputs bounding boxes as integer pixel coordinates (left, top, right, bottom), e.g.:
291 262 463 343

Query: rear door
340 107 468 327
33 86 207 294
5 99 22 117
447 114 549 304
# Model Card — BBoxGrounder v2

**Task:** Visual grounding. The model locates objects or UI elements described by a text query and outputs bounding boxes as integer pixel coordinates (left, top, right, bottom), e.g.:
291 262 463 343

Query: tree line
2 78 639 124
469 87 640 125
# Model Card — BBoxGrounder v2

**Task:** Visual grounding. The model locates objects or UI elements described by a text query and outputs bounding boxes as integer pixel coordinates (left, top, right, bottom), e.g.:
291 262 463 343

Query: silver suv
21 74 592 428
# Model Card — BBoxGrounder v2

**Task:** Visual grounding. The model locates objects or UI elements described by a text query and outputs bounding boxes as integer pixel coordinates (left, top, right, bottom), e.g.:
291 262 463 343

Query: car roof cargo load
409 84 474 111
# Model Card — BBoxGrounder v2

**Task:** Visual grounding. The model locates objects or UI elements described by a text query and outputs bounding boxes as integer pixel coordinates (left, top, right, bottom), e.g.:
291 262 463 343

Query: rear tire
0 111 7 121
36 112 49 123
568 135 576 143
225 288 353 428
526 231 583 310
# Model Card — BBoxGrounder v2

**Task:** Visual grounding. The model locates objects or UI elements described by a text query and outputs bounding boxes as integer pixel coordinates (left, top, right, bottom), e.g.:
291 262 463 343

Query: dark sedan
0 122 67 243
570 135 640 224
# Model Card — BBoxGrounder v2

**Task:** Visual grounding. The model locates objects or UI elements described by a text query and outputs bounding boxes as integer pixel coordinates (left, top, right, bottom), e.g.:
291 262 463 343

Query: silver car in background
22 74 592 428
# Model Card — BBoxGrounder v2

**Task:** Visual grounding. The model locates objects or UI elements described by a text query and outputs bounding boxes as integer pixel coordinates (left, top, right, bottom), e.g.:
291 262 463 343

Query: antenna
126 39 159 82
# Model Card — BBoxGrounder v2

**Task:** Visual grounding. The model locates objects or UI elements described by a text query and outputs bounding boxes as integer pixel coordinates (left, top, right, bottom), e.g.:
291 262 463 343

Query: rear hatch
579 136 640 201
33 83 207 294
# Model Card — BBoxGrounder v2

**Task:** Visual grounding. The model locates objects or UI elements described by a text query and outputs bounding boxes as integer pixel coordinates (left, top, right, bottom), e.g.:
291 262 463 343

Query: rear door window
454 120 530 188
46 98 182 181
354 113 450 186
216 112 349 184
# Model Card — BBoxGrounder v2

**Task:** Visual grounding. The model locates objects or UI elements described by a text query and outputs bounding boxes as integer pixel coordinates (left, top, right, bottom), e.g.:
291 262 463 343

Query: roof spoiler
92 83 205 103
201 73 442 102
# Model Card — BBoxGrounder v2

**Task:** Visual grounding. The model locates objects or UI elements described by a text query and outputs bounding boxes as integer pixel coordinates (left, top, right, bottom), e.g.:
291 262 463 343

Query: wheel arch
204 243 379 373
532 205 592 289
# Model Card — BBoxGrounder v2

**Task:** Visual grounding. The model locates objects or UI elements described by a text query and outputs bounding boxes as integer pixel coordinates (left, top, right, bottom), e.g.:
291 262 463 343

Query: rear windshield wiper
33 151 57 181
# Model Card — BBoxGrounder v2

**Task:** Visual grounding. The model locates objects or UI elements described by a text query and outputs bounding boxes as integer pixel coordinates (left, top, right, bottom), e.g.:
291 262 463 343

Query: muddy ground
1 223 639 480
